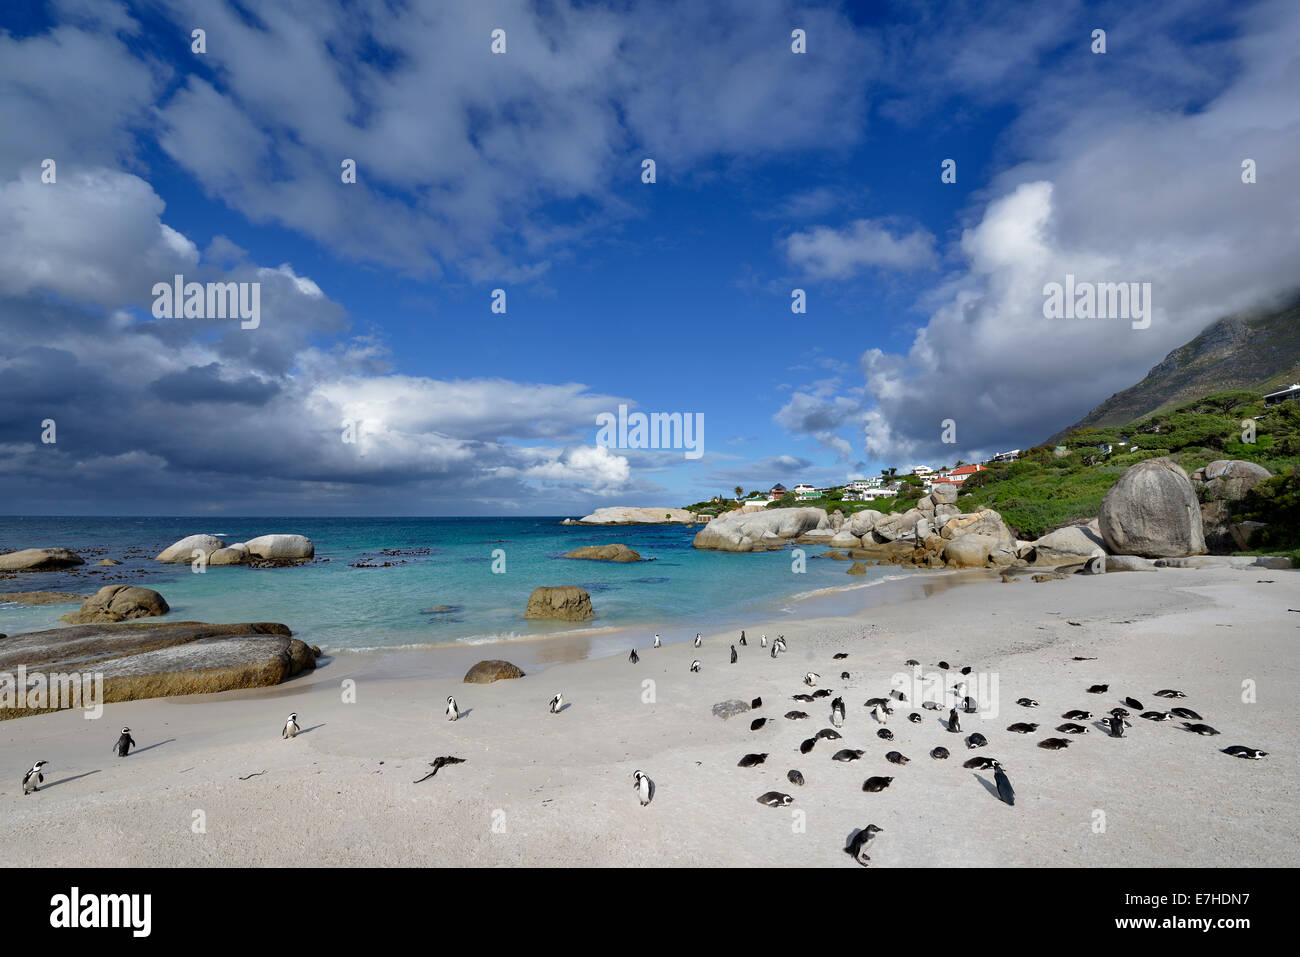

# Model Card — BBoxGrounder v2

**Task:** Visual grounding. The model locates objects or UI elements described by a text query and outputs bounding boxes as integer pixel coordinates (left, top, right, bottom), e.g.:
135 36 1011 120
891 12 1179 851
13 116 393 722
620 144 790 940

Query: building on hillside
988 449 1021 463
911 465 934 477
792 483 818 501
931 463 985 486
1264 384 1300 406
769 483 788 497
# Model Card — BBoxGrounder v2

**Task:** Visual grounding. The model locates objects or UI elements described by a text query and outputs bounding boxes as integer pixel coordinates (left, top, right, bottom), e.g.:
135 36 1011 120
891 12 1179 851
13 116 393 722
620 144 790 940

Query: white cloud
784 219 937 279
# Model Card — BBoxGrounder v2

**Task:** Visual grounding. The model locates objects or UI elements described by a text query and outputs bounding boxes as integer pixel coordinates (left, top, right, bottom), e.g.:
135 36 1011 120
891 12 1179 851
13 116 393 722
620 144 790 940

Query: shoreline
2 561 1295 866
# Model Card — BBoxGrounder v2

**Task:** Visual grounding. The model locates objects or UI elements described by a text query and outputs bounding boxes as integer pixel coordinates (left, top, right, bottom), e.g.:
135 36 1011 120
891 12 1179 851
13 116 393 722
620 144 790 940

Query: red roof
949 464 984 476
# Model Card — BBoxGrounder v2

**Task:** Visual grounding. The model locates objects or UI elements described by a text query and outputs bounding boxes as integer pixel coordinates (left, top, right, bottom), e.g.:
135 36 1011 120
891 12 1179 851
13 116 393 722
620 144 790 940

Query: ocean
0 516 931 655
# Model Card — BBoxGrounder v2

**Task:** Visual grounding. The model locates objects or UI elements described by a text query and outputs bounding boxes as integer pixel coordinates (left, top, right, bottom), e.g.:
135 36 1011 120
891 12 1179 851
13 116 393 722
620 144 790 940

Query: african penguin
993 763 1015 806
1222 746 1267 759
446 696 460 721
831 697 845 728
549 693 564 713
730 645 738 664
947 709 962 733
844 824 883 866
633 770 653 806
690 659 701 673
22 761 46 795
694 634 702 647
787 770 805 786
113 727 136 757
629 649 640 664
757 791 794 807
653 633 661 648
282 712 300 739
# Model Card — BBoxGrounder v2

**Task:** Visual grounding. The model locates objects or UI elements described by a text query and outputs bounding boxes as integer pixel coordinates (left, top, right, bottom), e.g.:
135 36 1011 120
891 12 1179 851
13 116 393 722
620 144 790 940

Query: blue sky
1 0 1298 515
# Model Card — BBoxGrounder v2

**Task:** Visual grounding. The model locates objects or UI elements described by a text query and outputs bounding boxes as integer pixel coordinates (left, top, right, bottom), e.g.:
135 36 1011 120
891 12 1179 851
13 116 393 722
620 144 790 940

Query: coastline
2 562 1295 866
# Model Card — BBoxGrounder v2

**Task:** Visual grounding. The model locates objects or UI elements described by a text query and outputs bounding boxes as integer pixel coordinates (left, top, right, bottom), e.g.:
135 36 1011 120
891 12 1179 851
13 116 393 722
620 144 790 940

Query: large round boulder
0 547 85 572
930 483 958 505
244 534 314 562
828 530 862 548
209 543 251 565
1031 525 1106 564
847 510 883 537
60 585 170 624
463 659 526 683
1099 458 1206 558
524 585 594 621
940 509 1016 550
1191 460 1272 501
155 535 226 563
692 507 827 552
943 534 1006 568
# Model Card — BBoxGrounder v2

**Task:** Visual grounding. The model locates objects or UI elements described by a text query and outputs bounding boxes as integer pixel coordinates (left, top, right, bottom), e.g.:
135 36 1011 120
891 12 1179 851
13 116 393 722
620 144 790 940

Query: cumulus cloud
784 219 937 279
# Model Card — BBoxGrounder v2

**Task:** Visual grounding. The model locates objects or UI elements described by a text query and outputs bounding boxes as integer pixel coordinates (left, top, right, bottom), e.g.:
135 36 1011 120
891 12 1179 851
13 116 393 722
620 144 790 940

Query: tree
888 467 897 477
734 485 744 500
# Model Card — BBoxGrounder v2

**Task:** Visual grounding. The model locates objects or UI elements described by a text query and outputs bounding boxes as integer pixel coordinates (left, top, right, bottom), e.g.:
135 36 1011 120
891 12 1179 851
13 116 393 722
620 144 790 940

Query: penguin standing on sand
730 645 738 664
1106 715 1126 738
739 630 747 646
690 660 701 673
948 708 962 733
629 649 640 664
694 634 702 648
993 762 1015 806
831 697 845 728
633 770 653 806
282 712 300 739
844 824 883 866
22 761 47 795
446 696 460 721
653 634 661 648
549 693 563 714
113 727 137 756
760 634 767 648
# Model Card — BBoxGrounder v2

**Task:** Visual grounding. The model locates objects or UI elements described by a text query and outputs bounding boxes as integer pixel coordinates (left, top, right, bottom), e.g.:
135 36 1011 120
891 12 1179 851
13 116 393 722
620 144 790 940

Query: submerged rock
563 544 643 563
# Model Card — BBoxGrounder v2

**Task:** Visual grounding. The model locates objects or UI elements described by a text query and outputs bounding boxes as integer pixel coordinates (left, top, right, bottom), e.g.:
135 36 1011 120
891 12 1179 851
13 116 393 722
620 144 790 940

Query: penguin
960 666 973 675
730 645 738 664
1006 723 1039 734
629 649 640 664
1087 684 1109 694
653 633 661 648
282 712 300 739
800 738 817 754
1170 707 1202 720
872 704 888 725
890 690 907 702
22 761 47 795
446 697 460 722
937 661 950 670
787 769 805 786
775 636 787 654
804 672 820 687
750 717 767 731
961 696 979 714
785 710 809 720
760 634 768 648
1016 698 1040 708
861 776 893 792
965 733 988 749
844 824 883 866
1222 746 1267 759
947 708 962 733
885 751 909 765
1109 707 1131 718
905 659 920 667
1124 696 1143 710
1106 715 1126 738
877 728 894 741
930 747 950 760
738 753 768 767
1183 722 1220 736
1056 723 1090 734
816 728 842 740
751 697 762 709
907 712 921 724
1141 711 1173 721
831 697 845 728
757 791 794 807
113 727 136 757
840 671 850 680
694 634 702 648
792 693 815 703
1062 710 1092 720
865 696 889 707
993 762 1015 806
1037 738 1071 750
921 701 942 711
633 770 653 806
833 653 849 660
1154 689 1187 698
832 749 864 762
811 689 833 699
549 692 564 714
770 642 779 659
739 630 746 646
690 660 701 673
963 755 999 770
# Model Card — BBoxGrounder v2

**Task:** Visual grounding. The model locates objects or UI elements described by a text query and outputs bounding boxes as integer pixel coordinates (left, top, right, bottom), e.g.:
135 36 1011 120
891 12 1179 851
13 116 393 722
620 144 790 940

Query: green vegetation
1232 466 1300 552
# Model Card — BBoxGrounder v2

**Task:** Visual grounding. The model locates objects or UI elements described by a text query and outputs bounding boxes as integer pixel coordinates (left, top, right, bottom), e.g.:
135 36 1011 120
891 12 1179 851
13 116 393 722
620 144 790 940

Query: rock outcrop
155 535 227 563
0 548 85 572
1099 458 1206 558
1190 460 1273 553
244 534 315 562
563 544 643 563
0 591 89 605
524 586 594 621
846 561 868 575
60 585 170 624
692 508 827 552
1030 525 1107 564
578 507 697 524
0 620 316 719
463 659 526 683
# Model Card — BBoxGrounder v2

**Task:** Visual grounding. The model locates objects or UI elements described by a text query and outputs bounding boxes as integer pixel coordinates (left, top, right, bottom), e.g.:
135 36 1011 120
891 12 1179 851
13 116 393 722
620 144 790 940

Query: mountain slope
1045 295 1300 445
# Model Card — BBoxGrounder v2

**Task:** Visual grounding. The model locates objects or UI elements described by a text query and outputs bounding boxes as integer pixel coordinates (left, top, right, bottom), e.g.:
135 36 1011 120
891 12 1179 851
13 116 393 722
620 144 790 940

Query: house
932 463 985 486
911 465 934 477
988 449 1021 463
769 483 788 497
1264 384 1300 406
792 483 818 501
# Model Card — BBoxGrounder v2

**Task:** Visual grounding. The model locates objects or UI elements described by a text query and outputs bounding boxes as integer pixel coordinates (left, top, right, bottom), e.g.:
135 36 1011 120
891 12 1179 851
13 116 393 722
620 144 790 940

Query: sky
1 0 1298 516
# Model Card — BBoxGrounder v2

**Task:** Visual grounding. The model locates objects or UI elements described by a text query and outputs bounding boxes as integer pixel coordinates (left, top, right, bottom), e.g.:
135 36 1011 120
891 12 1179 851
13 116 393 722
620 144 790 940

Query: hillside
1045 295 1300 446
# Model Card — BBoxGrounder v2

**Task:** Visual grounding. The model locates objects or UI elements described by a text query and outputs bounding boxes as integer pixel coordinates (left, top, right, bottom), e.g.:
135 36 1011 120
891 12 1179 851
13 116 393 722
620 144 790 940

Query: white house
911 465 934 477
792 483 818 501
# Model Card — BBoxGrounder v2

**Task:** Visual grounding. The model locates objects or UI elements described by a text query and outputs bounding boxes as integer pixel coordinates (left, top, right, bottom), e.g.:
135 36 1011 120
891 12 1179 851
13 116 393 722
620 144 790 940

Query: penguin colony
16 627 1270 867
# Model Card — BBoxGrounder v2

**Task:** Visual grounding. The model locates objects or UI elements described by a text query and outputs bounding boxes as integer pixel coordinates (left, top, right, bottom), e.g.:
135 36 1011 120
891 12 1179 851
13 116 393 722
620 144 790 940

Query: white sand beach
2 565 1296 867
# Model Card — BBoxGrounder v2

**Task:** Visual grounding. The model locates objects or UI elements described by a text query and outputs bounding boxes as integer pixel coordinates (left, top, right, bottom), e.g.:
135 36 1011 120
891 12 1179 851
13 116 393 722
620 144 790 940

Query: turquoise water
0 516 924 651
